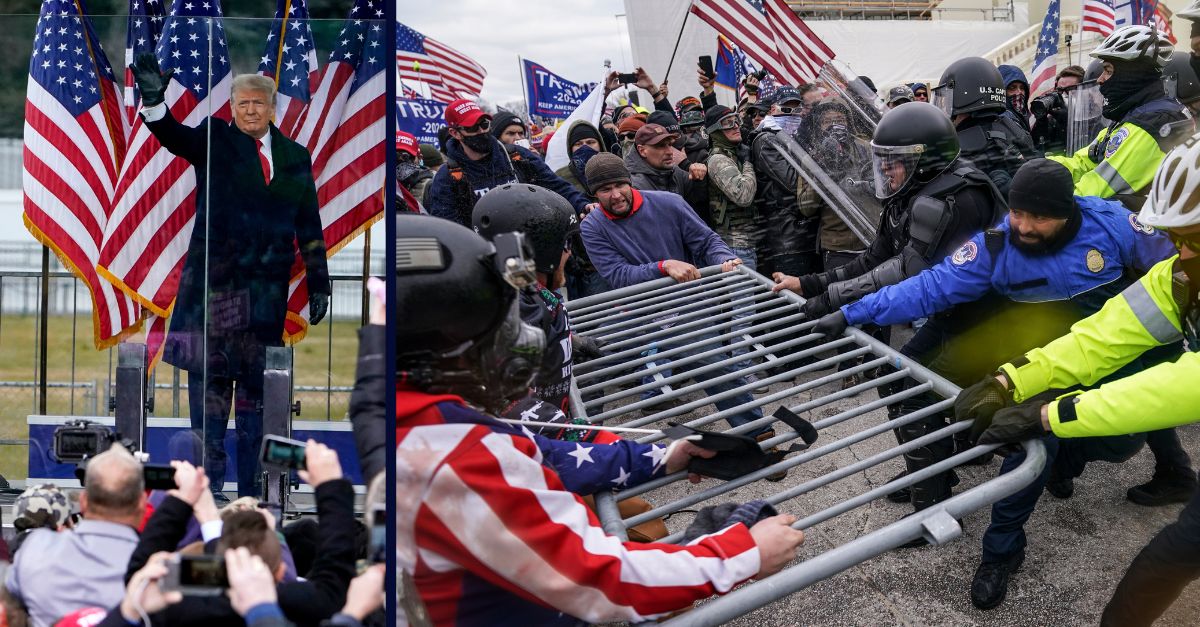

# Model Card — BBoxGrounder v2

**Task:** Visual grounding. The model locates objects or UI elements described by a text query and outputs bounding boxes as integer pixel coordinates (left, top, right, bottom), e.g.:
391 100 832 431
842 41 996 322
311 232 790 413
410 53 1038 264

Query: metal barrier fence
564 265 1045 625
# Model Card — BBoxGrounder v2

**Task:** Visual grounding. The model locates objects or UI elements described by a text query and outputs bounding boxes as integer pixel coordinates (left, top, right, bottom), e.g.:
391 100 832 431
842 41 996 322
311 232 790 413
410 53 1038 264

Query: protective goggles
707 114 740 133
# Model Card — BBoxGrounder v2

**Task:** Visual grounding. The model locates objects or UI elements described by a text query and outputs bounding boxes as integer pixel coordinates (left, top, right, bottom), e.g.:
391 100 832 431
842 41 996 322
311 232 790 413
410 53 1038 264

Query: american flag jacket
397 389 761 625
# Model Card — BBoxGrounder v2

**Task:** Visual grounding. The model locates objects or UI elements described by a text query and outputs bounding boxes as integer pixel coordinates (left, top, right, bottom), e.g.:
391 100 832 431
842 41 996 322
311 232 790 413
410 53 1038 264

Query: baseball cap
772 86 803 105
395 131 419 157
887 84 915 105
634 123 679 146
445 98 490 129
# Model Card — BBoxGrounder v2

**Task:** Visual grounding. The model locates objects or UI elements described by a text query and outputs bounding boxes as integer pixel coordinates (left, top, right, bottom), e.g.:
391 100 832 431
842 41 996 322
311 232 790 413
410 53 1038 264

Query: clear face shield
870 142 924 199
931 82 954 117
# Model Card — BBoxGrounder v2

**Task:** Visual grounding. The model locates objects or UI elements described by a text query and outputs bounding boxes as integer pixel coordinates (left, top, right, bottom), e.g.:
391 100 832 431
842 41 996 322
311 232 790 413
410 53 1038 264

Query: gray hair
231 74 277 105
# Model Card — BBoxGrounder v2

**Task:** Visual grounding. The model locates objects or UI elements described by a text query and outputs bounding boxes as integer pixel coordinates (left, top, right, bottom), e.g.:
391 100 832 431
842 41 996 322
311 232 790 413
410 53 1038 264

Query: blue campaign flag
523 58 595 120
395 97 448 145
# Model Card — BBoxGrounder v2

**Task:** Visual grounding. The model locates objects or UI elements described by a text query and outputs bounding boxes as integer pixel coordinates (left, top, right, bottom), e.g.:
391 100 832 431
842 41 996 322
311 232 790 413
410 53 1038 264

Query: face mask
570 145 599 188
396 161 421 183
461 133 493 154
775 114 802 136
1007 94 1028 116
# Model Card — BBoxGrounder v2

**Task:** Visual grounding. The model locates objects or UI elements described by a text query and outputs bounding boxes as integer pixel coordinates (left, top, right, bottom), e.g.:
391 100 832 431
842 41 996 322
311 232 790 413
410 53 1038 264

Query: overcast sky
397 0 633 107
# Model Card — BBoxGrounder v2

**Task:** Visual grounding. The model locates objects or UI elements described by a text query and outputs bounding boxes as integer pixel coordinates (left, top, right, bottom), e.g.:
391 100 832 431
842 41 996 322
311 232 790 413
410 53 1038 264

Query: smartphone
143 463 176 490
698 55 715 80
369 505 387 563
162 554 228 596
260 434 307 470
617 72 638 85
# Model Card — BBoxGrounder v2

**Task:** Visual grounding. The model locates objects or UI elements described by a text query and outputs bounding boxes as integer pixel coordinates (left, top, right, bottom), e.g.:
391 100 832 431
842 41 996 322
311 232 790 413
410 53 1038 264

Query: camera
52 420 133 464
162 554 228 596
749 69 768 80
260 434 308 471
1030 90 1065 118
369 505 387 563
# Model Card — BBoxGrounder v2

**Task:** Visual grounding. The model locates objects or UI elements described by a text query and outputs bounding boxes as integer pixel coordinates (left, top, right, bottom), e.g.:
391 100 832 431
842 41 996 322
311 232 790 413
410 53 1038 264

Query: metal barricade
565 265 1046 625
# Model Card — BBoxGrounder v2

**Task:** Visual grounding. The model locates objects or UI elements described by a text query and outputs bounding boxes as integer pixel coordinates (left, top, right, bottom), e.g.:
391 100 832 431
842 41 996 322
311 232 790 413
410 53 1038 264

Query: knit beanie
704 105 737 132
583 152 631 194
647 110 680 135
490 110 525 139
567 124 602 149
617 114 647 135
1008 158 1077 219
419 144 444 168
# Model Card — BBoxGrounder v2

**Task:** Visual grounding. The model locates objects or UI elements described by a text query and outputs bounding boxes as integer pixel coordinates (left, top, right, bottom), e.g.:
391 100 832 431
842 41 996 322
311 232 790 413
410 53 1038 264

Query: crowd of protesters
0 303 388 627
399 19 1200 627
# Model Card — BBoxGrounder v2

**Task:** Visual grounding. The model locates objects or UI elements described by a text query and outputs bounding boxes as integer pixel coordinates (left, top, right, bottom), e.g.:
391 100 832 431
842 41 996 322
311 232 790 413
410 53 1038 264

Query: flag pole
663 1 694 85
518 55 531 121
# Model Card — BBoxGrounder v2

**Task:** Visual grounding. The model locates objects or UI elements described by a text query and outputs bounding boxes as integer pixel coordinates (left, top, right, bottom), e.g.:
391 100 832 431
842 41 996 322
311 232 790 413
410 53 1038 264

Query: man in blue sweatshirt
578 153 772 443
426 99 593 226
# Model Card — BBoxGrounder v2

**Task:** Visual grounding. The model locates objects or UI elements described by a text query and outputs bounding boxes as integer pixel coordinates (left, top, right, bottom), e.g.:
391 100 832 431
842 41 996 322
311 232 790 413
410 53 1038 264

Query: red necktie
256 139 271 185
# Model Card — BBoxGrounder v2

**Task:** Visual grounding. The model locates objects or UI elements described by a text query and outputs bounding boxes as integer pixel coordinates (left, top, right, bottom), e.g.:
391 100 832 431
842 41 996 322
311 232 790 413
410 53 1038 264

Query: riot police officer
931 57 1040 195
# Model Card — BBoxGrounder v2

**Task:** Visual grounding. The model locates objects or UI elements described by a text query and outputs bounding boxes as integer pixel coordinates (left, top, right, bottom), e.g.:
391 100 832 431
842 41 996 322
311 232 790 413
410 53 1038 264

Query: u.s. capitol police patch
1128 212 1156 235
1105 127 1130 160
951 240 978 266
1086 248 1105 273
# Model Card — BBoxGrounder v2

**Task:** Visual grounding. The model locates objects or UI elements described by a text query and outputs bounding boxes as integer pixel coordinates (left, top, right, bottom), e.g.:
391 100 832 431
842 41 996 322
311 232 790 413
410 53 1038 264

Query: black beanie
490 110 525 139
566 124 602 150
705 105 736 132
1008 158 1076 219
647 110 680 135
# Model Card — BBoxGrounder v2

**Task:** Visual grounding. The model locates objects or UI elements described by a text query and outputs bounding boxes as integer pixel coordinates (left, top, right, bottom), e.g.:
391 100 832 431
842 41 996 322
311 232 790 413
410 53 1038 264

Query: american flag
1029 0 1060 97
257 0 317 137
1082 0 1117 37
23 0 140 349
395 21 486 103
96 0 232 325
690 0 834 86
125 0 165 127
282 0 386 341
1113 0 1177 42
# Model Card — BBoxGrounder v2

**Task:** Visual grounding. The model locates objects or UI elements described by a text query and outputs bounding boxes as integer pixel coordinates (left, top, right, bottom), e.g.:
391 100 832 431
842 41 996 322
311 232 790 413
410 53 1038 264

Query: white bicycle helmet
1090 25 1173 69
1178 0 1200 21
1141 134 1200 228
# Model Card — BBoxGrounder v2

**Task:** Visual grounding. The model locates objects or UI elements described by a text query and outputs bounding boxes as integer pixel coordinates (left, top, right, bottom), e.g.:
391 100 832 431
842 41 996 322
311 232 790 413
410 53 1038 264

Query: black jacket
349 325 387 483
147 111 330 377
125 480 357 627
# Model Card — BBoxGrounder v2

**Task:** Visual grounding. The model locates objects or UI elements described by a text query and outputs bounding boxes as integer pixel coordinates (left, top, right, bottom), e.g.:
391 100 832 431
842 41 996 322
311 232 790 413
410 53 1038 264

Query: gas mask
468 297 546 412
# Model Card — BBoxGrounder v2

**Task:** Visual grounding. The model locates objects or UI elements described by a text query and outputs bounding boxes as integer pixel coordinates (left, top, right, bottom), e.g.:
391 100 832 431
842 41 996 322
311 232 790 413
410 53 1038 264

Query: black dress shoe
1127 466 1199 506
970 550 1025 610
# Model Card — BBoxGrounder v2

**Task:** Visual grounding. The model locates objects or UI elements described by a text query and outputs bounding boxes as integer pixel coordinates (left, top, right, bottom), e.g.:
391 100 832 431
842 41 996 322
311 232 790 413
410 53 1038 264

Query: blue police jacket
842 196 1176 327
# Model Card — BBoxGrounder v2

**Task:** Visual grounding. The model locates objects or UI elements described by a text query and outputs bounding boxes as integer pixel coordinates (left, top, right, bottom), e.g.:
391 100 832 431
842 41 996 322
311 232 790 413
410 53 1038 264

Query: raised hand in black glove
954 375 1012 443
977 401 1048 445
308 292 329 325
800 292 833 319
130 52 173 108
813 309 847 337
572 334 608 363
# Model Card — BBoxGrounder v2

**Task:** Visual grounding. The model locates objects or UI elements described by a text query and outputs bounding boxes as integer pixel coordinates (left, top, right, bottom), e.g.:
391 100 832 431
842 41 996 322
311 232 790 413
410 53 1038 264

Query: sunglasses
457 118 492 134
776 104 803 114
620 132 636 140
1169 230 1200 251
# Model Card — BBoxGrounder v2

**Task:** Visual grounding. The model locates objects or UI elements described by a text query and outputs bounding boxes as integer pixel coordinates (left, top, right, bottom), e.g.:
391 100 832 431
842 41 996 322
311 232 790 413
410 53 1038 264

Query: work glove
800 293 833 319
953 376 1012 444
130 52 173 108
976 401 1048 446
812 309 847 338
309 292 329 325
572 334 608 363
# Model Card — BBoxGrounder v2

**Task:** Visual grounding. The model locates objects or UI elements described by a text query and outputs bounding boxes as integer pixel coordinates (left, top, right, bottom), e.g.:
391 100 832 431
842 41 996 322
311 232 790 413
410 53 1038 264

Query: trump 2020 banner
523 58 595 120
395 97 448 145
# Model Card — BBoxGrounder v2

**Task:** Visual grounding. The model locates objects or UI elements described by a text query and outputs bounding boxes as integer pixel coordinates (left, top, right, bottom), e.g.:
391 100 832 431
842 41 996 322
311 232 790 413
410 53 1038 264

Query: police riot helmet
396 214 546 412
472 184 577 277
870 102 961 199
1164 51 1200 106
1090 25 1172 70
931 57 1006 117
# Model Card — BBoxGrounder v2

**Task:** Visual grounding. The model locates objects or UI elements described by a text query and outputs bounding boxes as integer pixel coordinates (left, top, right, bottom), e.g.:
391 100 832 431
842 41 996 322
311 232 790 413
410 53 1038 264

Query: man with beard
1050 25 1190 202
426 99 592 226
623 123 709 218
958 137 1200 623
813 159 1177 609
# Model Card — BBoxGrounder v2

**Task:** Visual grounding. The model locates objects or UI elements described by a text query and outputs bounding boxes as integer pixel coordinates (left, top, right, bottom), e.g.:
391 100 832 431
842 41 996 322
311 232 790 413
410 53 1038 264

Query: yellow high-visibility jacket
997 256 1198 438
